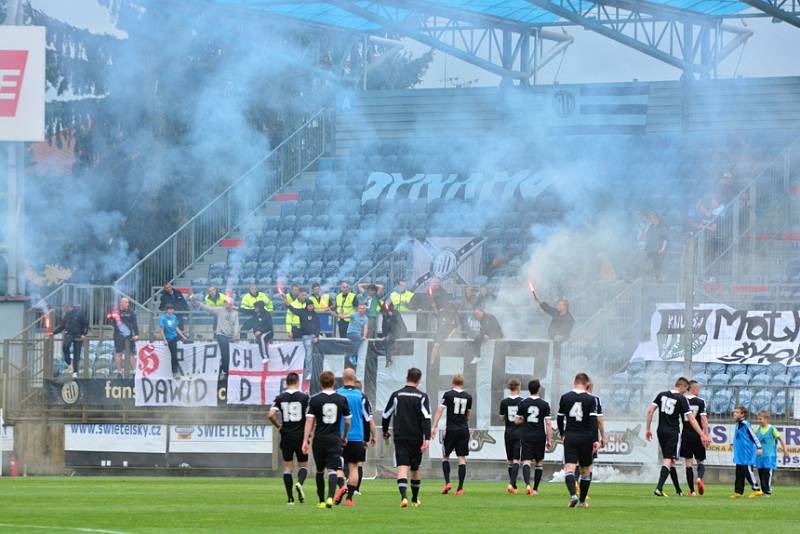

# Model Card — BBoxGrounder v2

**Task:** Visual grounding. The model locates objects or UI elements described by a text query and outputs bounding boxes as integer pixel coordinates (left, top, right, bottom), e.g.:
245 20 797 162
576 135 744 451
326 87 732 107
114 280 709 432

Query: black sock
283 472 294 501
411 479 421 502
579 475 591 503
686 467 695 493
522 464 531 487
328 472 338 499
565 471 576 497
357 466 363 491
316 472 325 502
397 478 408 500
298 467 308 485
657 465 670 491
510 463 520 488
534 466 544 491
347 484 357 500
442 460 451 484
669 466 682 494
457 464 466 491
337 476 345 489
697 463 705 480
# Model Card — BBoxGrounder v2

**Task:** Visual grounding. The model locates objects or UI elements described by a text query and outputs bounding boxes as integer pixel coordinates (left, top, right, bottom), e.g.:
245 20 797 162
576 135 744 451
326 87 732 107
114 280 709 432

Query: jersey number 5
660 397 677 415
453 397 468 415
322 403 338 424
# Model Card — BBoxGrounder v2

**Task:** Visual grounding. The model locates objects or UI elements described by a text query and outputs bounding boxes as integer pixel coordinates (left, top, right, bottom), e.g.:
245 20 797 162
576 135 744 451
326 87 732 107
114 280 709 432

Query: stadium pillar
681 233 696 375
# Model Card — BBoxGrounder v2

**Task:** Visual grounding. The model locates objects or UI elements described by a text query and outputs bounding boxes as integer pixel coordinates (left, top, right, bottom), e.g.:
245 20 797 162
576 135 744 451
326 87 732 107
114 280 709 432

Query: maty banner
134 342 220 407
65 423 166 453
705 424 800 469
170 425 272 454
632 303 800 366
428 421 657 464
227 342 305 405
0 26 45 141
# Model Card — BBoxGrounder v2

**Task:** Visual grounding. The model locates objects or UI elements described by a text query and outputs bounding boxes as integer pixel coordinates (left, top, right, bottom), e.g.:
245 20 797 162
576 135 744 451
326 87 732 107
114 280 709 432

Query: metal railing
695 138 799 283
114 110 327 305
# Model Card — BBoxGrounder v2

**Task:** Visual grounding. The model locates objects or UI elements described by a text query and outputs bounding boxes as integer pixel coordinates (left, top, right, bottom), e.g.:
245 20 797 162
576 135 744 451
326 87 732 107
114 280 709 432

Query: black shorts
312 438 342 471
658 430 680 460
563 433 595 467
505 432 521 462
443 428 470 457
343 441 366 464
680 432 706 462
280 434 308 463
521 434 546 462
113 334 135 354
394 439 423 471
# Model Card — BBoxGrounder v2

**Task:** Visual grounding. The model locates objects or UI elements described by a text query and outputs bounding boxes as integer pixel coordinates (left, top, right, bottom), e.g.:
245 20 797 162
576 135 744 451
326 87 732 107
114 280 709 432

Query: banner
227 342 305 405
65 423 167 453
705 423 800 468
361 170 552 203
170 425 272 454
412 237 482 290
428 421 657 464
633 303 800 366
134 342 221 407
0 26 45 141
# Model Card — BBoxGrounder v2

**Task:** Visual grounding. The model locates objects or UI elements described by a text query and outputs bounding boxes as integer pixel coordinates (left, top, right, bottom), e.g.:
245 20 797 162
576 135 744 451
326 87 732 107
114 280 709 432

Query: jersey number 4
322 403 338 424
281 402 303 422
569 402 583 422
660 397 677 415
453 397 468 415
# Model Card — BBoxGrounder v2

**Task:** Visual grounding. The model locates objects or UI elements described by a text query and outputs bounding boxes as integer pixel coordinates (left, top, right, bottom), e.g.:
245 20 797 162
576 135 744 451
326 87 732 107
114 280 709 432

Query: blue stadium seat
298 200 314 213
208 262 227 279
260 246 277 262
768 362 786 378
692 373 709 386
208 276 224 287
709 373 730 386
749 373 770 386
298 214 313 228
790 375 800 386
747 365 768 377
737 388 753 408
730 373 750 386
260 230 278 246
727 364 747 376
709 389 734 414
240 276 256 285
706 363 727 376
772 374 790 386
280 202 297 218
750 390 772 413
298 188 314 202
262 217 279 232
279 231 295 246
280 215 297 230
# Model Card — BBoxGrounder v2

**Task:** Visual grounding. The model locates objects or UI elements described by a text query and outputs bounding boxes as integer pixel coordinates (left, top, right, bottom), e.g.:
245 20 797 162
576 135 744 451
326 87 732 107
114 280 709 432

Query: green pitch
0 477 795 533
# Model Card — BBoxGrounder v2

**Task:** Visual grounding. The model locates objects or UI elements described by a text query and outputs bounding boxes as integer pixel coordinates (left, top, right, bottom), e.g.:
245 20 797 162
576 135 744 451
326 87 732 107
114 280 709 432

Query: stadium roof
201 0 799 79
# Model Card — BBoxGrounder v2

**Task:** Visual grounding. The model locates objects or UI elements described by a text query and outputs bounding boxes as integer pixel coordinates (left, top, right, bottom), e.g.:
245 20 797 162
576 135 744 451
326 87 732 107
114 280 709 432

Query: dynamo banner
632 303 800 367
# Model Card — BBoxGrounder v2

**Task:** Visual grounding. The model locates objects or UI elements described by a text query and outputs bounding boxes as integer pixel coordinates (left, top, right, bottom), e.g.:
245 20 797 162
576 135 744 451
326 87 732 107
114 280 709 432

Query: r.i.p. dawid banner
632 303 800 366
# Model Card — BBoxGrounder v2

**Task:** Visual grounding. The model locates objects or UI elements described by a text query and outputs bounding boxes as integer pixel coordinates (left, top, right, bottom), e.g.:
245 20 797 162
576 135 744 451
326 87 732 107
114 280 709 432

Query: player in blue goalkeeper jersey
731 405 762 499
754 411 790 496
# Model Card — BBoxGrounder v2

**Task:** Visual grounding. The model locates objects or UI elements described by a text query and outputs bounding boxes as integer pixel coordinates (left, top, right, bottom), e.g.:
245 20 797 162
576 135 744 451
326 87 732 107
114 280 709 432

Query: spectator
533 294 575 343
287 300 321 380
240 283 274 316
357 282 384 337
204 285 225 307
192 295 240 378
285 288 308 340
334 281 358 338
108 297 139 378
644 211 668 281
50 303 88 378
431 302 461 366
159 303 188 378
717 171 739 205
389 279 415 312
380 300 407 368
241 301 273 363
429 277 451 312
309 283 330 312
470 307 503 364
347 303 369 368
159 280 188 329
460 286 480 337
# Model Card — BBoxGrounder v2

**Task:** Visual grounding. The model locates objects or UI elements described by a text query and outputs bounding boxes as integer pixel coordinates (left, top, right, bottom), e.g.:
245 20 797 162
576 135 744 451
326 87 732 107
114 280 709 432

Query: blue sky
32 0 800 87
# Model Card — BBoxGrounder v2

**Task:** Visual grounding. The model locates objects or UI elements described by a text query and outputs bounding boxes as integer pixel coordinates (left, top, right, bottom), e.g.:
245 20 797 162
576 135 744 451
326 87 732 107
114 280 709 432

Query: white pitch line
0 524 130 534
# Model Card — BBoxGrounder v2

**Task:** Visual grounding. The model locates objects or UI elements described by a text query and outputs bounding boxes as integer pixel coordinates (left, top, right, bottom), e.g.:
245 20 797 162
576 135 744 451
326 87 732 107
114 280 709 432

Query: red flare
107 309 121 322
276 281 285 296
427 285 433 297
43 313 52 336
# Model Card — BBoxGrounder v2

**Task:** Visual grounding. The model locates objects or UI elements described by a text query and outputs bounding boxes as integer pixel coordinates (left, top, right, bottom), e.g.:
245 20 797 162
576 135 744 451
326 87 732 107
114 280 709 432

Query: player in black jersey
645 376 708 497
499 379 523 493
514 379 553 496
682 380 709 496
557 373 601 508
578 381 606 501
302 370 351 509
382 367 432 508
268 372 310 505
431 374 473 495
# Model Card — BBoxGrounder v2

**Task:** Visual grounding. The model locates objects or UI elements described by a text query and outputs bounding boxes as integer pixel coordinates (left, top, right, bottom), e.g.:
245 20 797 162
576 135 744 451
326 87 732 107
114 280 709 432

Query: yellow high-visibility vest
240 291 274 312
390 290 414 312
309 293 330 312
205 293 226 307
335 292 357 321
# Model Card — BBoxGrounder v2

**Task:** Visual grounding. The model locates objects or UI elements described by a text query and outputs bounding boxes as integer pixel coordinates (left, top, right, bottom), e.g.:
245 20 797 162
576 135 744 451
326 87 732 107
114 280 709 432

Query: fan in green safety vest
389 279 415 312
284 286 307 337
334 281 358 338
239 283 274 316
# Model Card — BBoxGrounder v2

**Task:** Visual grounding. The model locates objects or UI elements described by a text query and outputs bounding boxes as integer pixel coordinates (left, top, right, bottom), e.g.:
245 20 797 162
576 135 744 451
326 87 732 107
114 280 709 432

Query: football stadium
1 0 800 531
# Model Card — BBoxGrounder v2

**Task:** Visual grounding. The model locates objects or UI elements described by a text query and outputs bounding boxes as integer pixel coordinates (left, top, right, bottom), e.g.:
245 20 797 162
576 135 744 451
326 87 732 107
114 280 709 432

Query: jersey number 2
527 406 540 423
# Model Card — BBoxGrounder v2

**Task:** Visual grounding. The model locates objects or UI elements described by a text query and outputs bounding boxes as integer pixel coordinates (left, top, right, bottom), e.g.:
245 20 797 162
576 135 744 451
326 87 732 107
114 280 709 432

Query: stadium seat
692 373 709 386
727 364 748 376
730 373 750 386
772 374 790 386
737 388 753 408
749 373 770 386
709 389 734 414
262 217 279 232
280 202 297 218
709 373 730 386
747 365 768 377
750 390 772 413
260 230 278 244
706 363 727 376
298 188 313 202
280 215 297 230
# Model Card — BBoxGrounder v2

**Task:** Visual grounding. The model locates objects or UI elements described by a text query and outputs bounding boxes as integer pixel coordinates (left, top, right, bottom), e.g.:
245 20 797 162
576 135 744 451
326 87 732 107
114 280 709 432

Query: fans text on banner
227 342 305 405
134 342 220 407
